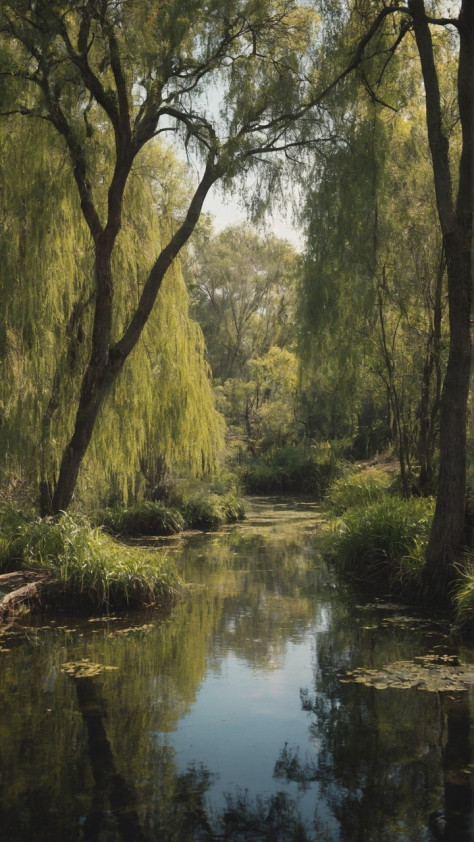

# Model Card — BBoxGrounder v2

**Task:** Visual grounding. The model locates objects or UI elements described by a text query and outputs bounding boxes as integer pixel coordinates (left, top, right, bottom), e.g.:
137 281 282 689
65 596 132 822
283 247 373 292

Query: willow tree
0 117 223 509
0 0 324 514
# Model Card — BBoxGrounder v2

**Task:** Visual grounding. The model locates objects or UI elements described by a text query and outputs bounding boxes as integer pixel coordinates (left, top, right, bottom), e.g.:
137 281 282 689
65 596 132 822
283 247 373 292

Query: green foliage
323 496 435 594
452 559 474 631
0 507 179 610
187 224 299 383
182 491 246 530
325 467 394 515
299 58 448 475
98 502 185 537
0 0 323 512
240 445 341 496
186 224 302 451
0 122 224 506
96 491 245 536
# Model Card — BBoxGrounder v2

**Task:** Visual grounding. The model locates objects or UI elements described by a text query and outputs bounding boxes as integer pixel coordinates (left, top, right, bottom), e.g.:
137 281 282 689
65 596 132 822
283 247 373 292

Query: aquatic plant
340 654 474 693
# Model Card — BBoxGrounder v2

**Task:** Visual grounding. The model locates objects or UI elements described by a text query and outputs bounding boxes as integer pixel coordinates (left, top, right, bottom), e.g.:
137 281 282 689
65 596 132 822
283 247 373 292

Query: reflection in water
0 498 472 841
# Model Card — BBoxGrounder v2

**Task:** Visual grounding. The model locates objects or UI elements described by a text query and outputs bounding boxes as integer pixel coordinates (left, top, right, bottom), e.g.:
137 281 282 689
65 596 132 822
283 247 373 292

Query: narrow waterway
0 498 473 841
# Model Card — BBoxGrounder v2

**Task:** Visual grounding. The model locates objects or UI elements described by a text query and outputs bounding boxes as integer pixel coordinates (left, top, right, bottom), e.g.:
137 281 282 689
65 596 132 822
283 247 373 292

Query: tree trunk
47 160 219 514
416 249 444 496
425 233 471 593
409 0 473 597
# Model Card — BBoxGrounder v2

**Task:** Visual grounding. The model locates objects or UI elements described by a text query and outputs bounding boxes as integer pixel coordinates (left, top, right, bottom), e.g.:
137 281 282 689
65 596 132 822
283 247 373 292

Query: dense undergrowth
321 464 473 631
239 445 342 496
0 508 180 612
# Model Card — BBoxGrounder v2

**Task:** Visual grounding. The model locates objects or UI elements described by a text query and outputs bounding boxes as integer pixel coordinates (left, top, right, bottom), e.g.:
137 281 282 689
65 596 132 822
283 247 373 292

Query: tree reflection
271 615 474 842
0 506 471 842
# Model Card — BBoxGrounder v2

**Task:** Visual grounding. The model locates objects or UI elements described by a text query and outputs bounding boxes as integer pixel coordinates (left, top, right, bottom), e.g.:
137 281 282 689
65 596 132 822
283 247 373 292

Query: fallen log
0 570 52 626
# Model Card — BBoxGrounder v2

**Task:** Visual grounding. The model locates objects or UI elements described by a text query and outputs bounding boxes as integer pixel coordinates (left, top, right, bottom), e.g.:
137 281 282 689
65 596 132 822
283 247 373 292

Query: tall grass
452 559 474 630
325 467 393 515
99 501 185 537
323 496 435 595
0 507 179 611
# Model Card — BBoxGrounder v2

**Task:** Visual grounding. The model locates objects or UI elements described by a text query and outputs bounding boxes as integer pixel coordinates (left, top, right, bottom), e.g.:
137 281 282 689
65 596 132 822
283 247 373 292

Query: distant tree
186 224 300 445
187 224 298 383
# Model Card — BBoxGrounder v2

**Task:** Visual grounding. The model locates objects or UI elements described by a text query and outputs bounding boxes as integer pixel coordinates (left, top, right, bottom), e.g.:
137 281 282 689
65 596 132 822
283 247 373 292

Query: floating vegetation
61 659 118 679
108 623 154 638
340 654 474 693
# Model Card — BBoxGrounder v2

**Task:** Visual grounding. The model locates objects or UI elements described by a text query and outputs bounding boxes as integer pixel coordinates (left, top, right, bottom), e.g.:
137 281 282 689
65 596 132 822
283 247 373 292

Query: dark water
0 498 473 842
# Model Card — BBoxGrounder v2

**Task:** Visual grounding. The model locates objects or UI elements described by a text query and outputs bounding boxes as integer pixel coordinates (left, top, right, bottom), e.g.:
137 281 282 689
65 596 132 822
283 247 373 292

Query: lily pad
61 658 118 679
340 654 474 693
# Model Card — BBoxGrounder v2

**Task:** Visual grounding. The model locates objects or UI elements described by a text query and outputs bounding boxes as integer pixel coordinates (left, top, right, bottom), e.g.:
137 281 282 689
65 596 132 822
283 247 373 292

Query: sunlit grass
181 491 245 529
325 467 394 515
0 506 179 611
323 496 435 595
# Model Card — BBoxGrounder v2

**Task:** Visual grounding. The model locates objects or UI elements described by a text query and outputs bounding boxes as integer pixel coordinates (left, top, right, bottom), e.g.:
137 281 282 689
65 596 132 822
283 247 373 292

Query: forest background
0 0 472 618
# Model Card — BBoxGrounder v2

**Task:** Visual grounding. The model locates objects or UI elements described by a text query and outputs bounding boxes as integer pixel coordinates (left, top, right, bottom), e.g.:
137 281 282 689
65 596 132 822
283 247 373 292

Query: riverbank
0 510 180 625
319 462 474 633
0 489 245 626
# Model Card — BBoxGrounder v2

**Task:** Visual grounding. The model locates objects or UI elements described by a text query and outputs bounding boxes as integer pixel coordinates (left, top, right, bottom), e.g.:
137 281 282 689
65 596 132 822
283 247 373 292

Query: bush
182 491 245 530
0 507 179 611
325 467 394 515
98 501 185 537
323 496 435 595
96 490 245 536
240 445 342 496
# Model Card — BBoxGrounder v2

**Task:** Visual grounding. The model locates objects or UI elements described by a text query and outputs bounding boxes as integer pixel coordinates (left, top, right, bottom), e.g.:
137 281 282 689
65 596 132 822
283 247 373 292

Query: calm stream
0 498 473 841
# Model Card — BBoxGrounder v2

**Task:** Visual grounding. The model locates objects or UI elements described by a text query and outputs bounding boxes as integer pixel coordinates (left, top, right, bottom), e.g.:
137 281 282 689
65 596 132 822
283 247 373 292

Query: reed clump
0 506 179 612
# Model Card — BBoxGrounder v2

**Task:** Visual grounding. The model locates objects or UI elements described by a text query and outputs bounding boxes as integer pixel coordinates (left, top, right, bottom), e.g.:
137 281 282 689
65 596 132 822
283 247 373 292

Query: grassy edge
320 466 473 631
0 508 181 615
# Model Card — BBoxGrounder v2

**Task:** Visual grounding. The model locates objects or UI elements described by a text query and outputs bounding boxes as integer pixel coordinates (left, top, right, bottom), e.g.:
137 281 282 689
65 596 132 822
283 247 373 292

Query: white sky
203 181 304 251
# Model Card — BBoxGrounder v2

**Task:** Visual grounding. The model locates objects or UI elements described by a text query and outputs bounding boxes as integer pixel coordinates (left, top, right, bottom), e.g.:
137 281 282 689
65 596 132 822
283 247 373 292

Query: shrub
325 467 394 515
323 496 435 595
96 489 245 536
182 491 245 530
98 501 185 537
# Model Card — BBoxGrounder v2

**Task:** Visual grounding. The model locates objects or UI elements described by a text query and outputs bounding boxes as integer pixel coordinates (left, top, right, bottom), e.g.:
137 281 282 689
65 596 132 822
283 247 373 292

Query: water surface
0 498 472 841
